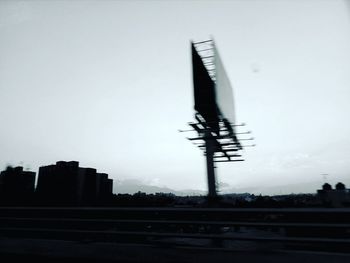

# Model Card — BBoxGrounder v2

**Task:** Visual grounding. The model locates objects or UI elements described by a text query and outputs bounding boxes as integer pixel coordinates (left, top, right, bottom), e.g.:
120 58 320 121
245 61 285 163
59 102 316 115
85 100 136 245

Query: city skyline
1 1 350 195
2 160 348 196
0 160 113 205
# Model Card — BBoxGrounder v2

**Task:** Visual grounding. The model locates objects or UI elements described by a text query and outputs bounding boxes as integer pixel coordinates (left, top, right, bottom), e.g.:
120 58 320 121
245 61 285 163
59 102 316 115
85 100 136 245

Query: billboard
191 44 219 132
191 41 237 136
213 43 236 127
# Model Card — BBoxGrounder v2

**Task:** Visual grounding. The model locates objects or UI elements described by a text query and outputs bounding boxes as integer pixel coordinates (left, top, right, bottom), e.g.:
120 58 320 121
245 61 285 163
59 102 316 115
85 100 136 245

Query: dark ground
0 237 349 263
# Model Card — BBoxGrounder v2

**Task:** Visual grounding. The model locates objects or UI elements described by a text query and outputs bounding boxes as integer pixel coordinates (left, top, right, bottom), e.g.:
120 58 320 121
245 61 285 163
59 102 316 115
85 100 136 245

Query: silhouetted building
322 183 332 191
97 173 113 200
36 161 113 205
335 182 346 190
0 166 36 204
317 182 350 207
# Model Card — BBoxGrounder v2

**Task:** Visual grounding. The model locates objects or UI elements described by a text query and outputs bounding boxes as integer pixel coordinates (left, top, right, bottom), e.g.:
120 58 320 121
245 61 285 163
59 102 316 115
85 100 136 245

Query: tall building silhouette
0 166 36 204
97 173 113 199
36 161 113 205
317 182 350 207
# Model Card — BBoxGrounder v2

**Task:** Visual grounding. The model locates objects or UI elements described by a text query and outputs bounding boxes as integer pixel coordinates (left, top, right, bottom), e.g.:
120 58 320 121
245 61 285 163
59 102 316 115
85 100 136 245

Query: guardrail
0 207 349 253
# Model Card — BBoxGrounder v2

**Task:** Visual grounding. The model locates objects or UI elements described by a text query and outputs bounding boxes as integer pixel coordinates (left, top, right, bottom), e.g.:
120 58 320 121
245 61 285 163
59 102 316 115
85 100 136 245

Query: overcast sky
1 0 350 195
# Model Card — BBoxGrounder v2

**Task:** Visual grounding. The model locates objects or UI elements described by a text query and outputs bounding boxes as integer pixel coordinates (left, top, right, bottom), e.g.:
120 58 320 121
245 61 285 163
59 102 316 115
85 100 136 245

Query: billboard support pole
205 131 217 198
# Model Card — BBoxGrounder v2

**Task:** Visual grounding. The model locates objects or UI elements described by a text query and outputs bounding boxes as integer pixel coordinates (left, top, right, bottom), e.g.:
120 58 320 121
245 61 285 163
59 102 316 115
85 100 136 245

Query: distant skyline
1 0 350 195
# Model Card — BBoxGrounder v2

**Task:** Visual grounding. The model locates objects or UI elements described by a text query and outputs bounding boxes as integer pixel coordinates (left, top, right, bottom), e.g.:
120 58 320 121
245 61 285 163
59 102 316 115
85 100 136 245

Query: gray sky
1 0 350 195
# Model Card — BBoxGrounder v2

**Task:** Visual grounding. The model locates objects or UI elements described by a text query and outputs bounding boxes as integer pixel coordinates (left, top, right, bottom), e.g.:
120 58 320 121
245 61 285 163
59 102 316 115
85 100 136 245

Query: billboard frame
185 39 254 199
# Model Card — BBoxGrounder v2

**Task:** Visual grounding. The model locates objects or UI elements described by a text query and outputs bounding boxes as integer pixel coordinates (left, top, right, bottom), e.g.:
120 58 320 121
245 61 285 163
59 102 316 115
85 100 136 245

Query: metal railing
0 207 349 252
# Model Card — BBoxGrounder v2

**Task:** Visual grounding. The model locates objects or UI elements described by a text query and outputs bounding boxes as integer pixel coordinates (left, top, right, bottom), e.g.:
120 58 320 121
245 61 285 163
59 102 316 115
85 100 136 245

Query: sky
1 0 350 195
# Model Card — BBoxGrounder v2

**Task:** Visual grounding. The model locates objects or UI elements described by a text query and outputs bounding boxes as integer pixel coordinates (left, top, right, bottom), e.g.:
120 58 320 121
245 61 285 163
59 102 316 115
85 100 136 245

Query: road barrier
0 207 349 252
